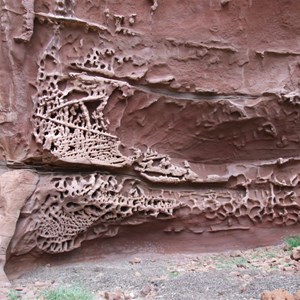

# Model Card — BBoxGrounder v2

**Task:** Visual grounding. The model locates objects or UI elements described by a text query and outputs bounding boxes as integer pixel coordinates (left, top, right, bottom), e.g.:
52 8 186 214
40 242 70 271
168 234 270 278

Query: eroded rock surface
1 0 300 279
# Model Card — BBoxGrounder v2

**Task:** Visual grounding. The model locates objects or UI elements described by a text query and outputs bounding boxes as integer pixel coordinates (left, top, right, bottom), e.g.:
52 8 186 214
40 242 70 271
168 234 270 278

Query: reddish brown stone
1 0 300 280
261 289 300 300
291 247 300 261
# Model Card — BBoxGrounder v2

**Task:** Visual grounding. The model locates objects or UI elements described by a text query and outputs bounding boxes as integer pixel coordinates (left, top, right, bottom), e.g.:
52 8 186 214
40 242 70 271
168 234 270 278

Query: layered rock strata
1 0 300 279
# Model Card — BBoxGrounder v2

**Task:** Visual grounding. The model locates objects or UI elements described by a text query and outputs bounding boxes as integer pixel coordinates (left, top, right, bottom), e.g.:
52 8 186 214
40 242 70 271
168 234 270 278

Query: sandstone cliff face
1 0 300 279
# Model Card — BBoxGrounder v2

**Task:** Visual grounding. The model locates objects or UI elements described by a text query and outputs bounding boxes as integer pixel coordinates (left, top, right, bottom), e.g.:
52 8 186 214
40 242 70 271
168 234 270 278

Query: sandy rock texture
0 170 38 283
261 289 300 300
0 0 300 280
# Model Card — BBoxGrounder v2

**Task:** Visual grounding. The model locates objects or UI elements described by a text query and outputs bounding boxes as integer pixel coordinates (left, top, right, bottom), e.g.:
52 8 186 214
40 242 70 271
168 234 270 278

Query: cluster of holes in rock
30 41 300 252
31 171 300 253
71 48 115 75
35 174 178 253
32 48 128 164
71 46 138 77
180 184 300 227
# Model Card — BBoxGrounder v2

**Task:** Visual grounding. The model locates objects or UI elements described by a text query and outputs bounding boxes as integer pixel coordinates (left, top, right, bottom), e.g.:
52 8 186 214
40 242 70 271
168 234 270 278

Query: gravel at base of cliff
4 244 300 300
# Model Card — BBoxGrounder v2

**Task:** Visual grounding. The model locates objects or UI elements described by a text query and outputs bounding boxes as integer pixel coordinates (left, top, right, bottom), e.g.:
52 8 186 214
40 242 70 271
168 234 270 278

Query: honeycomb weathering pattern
10 165 300 255
32 40 131 167
31 33 198 182
1 0 300 275
12 173 180 254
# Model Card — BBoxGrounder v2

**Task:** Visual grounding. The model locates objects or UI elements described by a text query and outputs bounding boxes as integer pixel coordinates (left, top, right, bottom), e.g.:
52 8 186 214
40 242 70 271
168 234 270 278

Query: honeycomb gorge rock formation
1 0 300 281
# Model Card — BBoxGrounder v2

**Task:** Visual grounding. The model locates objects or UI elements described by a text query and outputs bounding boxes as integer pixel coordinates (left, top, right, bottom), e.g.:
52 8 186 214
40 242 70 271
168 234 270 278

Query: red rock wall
1 0 300 277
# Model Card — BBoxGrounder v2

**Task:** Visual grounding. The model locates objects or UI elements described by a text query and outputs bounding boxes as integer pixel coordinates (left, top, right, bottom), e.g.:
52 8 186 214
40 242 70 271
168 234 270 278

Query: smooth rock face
0 170 38 283
1 0 300 278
